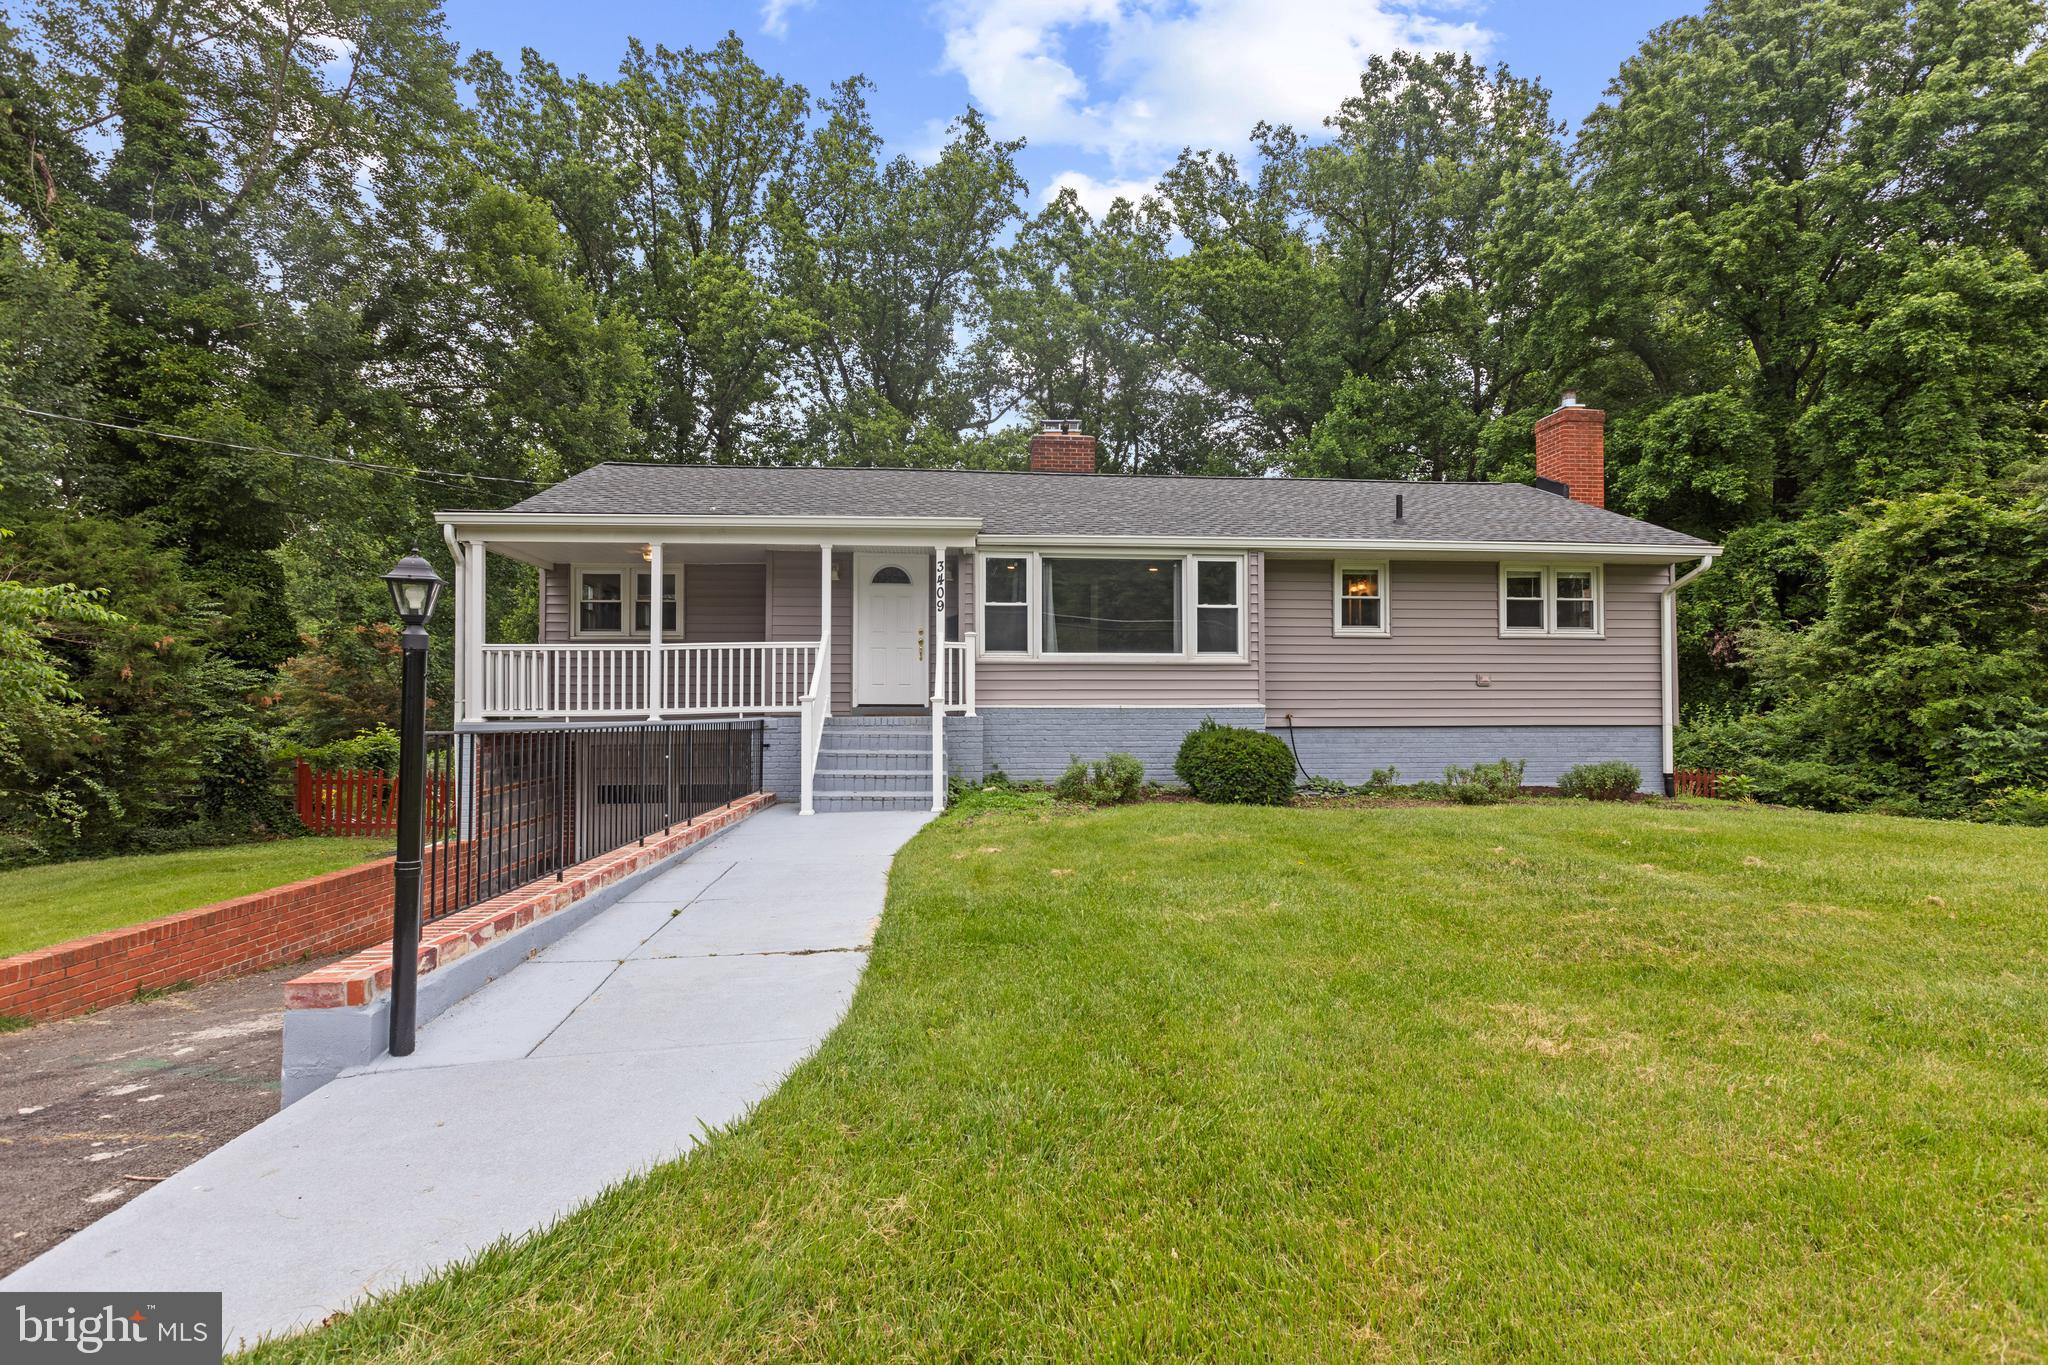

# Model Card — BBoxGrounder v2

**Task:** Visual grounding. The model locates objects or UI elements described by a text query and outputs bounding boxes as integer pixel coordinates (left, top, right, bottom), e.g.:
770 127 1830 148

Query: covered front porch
435 515 980 814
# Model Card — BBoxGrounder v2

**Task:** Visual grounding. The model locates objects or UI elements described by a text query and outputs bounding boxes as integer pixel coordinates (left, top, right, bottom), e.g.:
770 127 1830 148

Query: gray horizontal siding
539 560 764 644
540 564 569 643
1262 557 1666 727
971 552 1264 709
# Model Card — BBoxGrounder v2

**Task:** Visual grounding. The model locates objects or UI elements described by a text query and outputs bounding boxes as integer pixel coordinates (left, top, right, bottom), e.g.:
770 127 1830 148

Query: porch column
930 543 945 813
466 538 486 723
646 539 664 720
446 537 467 723
818 542 832 692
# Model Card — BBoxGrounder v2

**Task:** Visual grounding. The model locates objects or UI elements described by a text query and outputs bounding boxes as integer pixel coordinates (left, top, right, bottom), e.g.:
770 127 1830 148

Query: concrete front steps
815 715 936 812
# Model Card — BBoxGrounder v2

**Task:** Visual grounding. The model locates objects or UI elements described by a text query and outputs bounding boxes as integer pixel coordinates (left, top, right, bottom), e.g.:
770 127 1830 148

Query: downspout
1659 555 1718 797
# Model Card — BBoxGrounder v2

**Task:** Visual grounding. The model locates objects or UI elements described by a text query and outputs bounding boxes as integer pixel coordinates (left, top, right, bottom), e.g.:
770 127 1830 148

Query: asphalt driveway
0 956 344 1276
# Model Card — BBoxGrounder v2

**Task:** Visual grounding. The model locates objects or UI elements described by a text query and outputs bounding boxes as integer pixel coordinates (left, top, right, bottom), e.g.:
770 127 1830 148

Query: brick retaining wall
0 852 401 1026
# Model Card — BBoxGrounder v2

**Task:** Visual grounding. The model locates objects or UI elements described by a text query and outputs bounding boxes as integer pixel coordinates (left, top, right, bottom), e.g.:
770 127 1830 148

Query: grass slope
250 801 2047 1361
0 838 390 958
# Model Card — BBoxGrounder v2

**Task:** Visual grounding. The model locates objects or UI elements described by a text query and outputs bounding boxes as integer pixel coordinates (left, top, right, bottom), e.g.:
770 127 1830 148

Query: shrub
1092 752 1146 804
1557 761 1641 801
1302 774 1352 797
1174 719 1297 805
1443 758 1526 805
1979 786 2048 827
276 724 403 775
1053 757 1092 804
1053 752 1148 806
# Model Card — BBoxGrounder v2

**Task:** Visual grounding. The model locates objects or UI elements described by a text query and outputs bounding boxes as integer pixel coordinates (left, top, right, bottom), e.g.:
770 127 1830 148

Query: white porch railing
659 642 817 713
478 642 818 719
797 644 830 816
940 636 976 715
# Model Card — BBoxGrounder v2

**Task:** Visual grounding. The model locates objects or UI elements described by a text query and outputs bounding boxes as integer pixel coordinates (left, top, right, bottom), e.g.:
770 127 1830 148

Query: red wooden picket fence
295 760 449 836
1673 768 1722 799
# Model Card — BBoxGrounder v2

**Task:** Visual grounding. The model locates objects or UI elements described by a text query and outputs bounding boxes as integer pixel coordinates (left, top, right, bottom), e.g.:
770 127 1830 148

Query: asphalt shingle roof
498 463 1713 550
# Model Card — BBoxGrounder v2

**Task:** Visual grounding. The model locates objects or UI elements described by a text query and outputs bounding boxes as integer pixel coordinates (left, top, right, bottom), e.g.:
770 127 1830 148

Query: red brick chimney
1533 391 1605 508
1028 418 1096 474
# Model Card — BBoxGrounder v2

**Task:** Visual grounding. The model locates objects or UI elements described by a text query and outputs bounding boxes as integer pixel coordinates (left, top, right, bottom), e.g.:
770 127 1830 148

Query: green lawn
0 838 391 958
249 799 2047 1361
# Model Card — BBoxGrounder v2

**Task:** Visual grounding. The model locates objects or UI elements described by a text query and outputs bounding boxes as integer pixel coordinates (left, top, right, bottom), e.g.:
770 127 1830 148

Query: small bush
1092 753 1146 804
1443 758 1526 805
1302 774 1352 797
1557 761 1641 801
1175 720 1297 805
1054 757 1092 804
1053 753 1148 806
1979 786 2048 827
277 724 403 775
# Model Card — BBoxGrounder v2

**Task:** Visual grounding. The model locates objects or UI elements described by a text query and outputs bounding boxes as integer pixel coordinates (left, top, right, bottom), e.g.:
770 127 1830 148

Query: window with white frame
633 571 678 633
573 567 681 638
1333 563 1389 636
982 555 1030 653
1194 559 1241 654
1500 564 1602 636
575 569 625 636
979 552 1245 659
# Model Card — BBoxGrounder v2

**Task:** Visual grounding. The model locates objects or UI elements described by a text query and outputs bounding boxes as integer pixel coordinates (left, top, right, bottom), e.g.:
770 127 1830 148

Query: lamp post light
381 549 443 1057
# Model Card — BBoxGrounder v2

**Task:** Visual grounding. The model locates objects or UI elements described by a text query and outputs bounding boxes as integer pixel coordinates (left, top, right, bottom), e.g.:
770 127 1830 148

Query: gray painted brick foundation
1271 724 1663 793
972 707 1266 783
762 714 800 801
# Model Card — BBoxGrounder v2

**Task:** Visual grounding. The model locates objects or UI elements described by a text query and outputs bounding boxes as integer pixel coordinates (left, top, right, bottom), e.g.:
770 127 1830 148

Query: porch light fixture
641 542 653 562
381 549 443 626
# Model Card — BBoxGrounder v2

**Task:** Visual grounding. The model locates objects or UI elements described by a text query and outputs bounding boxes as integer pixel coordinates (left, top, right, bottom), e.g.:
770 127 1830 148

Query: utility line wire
1 402 540 487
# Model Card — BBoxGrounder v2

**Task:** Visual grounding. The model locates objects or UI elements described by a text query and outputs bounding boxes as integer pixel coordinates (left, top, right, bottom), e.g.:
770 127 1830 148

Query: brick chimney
1533 391 1605 508
1028 418 1096 474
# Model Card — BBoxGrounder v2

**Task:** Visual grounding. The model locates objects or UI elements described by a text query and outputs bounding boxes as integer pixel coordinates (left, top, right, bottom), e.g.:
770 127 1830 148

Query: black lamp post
381 549 443 1057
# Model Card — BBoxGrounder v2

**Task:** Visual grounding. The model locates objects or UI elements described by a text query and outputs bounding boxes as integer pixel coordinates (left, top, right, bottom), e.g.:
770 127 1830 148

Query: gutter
1659 555 1718 796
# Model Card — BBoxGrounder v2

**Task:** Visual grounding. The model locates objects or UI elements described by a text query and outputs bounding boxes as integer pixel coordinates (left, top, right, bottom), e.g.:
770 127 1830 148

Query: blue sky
443 0 1694 214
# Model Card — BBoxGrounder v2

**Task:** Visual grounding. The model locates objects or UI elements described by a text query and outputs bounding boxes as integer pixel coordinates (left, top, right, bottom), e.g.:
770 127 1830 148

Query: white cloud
939 0 1490 165
761 0 815 37
1043 168 1162 216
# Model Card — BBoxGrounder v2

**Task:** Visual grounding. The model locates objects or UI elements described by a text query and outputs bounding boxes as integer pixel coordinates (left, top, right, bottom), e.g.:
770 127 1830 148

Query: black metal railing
420 719 764 924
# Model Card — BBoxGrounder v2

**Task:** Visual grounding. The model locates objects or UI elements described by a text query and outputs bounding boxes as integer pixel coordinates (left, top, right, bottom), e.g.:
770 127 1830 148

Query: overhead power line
1 402 540 487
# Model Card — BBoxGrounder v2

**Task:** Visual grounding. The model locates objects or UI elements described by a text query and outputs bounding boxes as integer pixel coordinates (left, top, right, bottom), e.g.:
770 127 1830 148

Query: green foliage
276 725 404 776
1557 762 1642 801
1054 753 1147 806
1442 758 1527 805
1174 720 1297 806
1978 788 2048 828
0 1 2042 856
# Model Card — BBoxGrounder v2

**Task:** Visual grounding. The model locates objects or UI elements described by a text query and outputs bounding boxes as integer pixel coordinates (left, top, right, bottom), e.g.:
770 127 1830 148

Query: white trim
975 549 1250 664
1498 563 1604 639
977 534 1715 560
976 551 1033 659
851 551 930 707
1660 555 1718 785
569 564 680 641
1191 554 1247 659
435 512 1712 562
1331 562 1391 638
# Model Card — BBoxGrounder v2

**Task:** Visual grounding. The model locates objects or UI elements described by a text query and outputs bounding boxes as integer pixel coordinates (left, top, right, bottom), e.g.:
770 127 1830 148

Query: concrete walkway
2 805 931 1350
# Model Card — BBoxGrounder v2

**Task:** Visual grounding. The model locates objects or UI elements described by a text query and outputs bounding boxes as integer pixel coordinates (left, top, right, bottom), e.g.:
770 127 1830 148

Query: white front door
854 553 929 707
